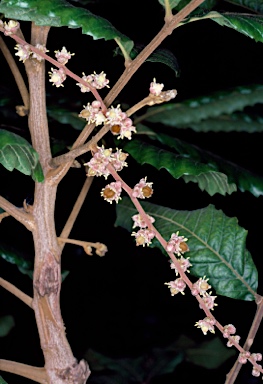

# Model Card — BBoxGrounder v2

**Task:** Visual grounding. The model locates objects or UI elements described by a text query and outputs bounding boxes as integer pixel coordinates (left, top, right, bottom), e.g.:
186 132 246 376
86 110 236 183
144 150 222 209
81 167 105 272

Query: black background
1 0 263 383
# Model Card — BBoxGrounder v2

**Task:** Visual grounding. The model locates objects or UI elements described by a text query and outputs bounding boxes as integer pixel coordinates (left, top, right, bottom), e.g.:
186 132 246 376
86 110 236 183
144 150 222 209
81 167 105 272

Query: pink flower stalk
4 20 20 35
166 231 189 255
101 181 122 204
150 78 164 96
14 44 31 63
195 317 216 335
32 44 49 61
165 278 186 296
79 101 106 126
132 177 153 199
170 257 192 275
55 46 74 65
132 229 155 247
132 213 155 229
49 67 66 87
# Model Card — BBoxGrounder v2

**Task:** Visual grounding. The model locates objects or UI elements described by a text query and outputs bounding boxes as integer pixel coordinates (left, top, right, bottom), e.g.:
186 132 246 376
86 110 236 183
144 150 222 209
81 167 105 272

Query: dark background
1 0 263 383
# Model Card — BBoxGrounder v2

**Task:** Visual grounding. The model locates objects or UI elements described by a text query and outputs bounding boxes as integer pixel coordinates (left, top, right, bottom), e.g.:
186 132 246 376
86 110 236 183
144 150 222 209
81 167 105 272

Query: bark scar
34 251 59 297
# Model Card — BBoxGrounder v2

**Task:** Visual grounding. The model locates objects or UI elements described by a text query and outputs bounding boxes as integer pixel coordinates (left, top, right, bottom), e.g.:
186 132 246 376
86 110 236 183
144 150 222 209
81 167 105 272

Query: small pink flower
238 352 250 364
79 100 106 126
132 213 155 229
110 149 129 171
150 78 164 96
195 317 216 335
4 20 20 35
55 46 74 65
170 257 192 275
132 229 155 247
132 177 153 199
14 44 31 63
85 146 112 178
106 105 136 140
166 231 189 255
223 324 236 338
192 276 211 297
165 278 186 296
49 68 66 87
252 364 262 377
251 353 262 362
200 294 217 310
101 181 122 204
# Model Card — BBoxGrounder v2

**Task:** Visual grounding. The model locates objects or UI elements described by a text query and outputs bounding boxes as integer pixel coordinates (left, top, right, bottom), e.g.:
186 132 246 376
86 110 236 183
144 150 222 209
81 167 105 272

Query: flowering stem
105 163 263 375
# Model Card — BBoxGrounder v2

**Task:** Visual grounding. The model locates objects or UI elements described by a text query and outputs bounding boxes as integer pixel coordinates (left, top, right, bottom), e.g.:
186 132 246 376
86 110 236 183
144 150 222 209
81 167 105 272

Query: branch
58 237 107 257
225 296 263 384
0 360 47 383
0 277 33 308
0 195 34 231
58 176 94 251
0 35 30 113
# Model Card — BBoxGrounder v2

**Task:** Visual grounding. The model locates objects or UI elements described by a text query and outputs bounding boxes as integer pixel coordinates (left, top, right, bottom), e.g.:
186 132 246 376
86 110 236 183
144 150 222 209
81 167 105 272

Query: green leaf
144 85 263 127
115 45 180 76
0 376 8 384
47 107 86 130
185 113 263 133
0 315 15 337
149 131 263 197
86 347 183 382
0 0 133 54
0 129 44 182
124 139 237 196
210 11 263 43
115 198 258 301
186 337 236 369
0 243 32 271
224 0 263 13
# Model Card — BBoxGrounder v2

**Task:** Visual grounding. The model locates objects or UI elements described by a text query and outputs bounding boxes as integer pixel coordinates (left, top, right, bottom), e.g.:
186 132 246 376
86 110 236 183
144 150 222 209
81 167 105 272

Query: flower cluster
14 43 48 63
195 317 216 335
101 181 122 204
170 257 192 275
79 101 106 126
76 71 109 92
85 146 128 178
49 68 67 88
132 213 155 229
191 276 218 311
251 353 262 377
55 47 74 65
166 231 189 255
149 78 177 103
2 20 20 35
132 177 153 199
132 228 155 247
165 278 186 296
150 78 164 96
106 105 136 140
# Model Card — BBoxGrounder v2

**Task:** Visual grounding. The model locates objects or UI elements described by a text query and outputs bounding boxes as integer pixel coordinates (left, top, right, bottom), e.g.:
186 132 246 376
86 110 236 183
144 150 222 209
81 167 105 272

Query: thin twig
0 360 47 383
58 176 94 251
58 237 107 256
0 195 34 231
0 35 30 112
0 277 33 308
225 297 263 384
